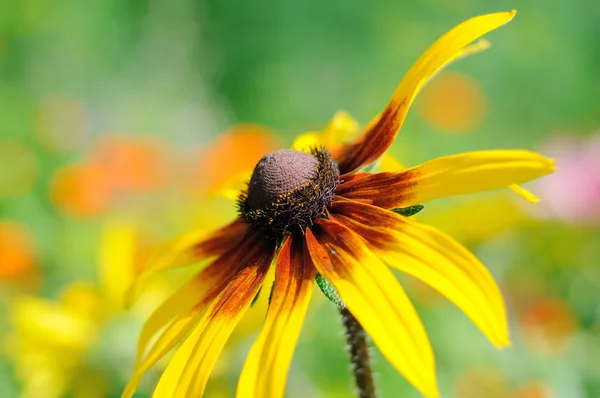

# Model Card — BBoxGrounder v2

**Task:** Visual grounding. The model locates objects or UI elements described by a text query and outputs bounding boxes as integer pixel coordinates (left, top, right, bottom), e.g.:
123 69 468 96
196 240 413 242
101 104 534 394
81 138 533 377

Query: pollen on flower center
238 148 340 240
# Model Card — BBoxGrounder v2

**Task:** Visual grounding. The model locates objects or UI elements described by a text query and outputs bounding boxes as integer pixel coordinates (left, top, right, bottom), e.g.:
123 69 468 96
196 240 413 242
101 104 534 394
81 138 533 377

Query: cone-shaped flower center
238 148 340 240
247 150 318 209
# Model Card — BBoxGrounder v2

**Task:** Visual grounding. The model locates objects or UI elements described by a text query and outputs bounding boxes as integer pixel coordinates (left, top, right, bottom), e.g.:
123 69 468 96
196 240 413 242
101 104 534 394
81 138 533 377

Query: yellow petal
98 219 137 308
336 11 517 173
125 219 247 307
321 111 361 148
379 154 404 172
122 310 204 398
291 132 321 152
337 150 554 209
122 233 273 398
152 246 274 398
306 220 439 398
133 250 244 368
292 111 361 153
237 237 314 398
443 38 491 71
331 200 510 347
508 184 540 203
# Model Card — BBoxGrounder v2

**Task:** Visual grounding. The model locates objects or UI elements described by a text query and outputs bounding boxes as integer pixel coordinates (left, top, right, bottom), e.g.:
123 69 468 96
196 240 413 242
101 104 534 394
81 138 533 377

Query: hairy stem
341 308 376 398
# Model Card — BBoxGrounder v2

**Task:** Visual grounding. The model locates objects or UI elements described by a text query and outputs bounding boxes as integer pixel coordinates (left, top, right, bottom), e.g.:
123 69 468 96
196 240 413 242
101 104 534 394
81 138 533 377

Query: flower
0 221 37 282
532 132 600 224
124 11 554 398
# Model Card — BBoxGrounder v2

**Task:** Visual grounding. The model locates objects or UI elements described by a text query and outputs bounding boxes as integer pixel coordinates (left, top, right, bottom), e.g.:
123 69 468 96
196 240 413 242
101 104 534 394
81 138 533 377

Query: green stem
341 308 376 398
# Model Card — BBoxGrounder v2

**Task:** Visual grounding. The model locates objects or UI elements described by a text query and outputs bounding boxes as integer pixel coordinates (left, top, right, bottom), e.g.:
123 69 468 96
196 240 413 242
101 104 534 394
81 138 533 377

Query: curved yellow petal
125 219 247 306
379 155 404 172
336 150 554 209
443 38 491 71
122 310 204 398
237 237 314 398
152 244 275 398
98 219 137 308
122 233 273 398
306 220 439 398
336 11 517 173
292 132 321 153
331 200 509 347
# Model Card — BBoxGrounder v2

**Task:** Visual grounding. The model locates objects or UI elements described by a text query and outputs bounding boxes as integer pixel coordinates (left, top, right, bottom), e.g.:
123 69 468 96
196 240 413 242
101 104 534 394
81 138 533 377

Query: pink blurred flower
534 132 600 224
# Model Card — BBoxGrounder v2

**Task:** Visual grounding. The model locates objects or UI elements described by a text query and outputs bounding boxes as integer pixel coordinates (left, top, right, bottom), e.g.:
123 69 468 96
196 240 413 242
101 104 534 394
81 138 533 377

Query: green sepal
267 282 275 306
316 273 345 310
391 204 424 217
251 285 263 307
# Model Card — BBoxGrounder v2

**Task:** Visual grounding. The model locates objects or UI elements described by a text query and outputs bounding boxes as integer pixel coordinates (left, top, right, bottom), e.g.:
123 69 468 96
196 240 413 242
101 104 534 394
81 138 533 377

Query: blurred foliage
1 0 599 397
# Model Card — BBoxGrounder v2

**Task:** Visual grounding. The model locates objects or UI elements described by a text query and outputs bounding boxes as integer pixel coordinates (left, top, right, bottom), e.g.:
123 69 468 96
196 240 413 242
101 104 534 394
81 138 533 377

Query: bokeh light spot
90 136 169 193
0 221 37 280
192 124 281 192
417 71 487 133
49 163 113 217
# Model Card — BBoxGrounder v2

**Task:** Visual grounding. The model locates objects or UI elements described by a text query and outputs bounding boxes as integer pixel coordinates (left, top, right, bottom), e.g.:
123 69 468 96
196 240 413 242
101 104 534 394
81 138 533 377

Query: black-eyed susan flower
123 11 555 398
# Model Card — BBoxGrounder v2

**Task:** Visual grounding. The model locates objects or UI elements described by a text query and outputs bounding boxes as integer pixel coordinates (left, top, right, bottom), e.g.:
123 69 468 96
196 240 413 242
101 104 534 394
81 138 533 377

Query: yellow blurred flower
4 219 164 398
5 283 106 398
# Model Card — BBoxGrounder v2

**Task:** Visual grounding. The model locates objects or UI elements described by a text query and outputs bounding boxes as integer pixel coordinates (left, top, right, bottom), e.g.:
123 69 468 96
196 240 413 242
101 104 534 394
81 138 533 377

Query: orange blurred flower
49 136 170 217
91 136 168 193
454 367 511 398
417 71 487 133
190 124 281 194
0 221 37 280
520 298 577 355
516 382 553 398
49 162 113 217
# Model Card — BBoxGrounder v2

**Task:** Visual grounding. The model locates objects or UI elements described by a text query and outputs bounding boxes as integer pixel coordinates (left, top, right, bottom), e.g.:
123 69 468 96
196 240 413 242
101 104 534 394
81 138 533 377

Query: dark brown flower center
238 148 340 240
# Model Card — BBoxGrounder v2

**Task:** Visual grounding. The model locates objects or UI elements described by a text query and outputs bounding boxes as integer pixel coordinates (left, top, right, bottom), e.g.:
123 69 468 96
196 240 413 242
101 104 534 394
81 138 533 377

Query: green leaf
391 204 424 217
316 273 345 310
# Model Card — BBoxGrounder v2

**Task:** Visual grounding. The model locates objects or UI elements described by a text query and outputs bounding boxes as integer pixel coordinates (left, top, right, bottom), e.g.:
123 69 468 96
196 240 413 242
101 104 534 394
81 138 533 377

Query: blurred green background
1 0 600 397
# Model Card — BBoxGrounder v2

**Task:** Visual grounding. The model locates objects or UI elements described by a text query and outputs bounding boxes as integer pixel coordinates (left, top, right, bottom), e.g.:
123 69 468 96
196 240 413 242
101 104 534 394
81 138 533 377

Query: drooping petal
237 237 315 398
122 232 273 398
125 218 247 305
336 150 554 209
305 219 438 398
330 199 509 347
335 11 516 174
122 310 204 398
152 241 275 398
